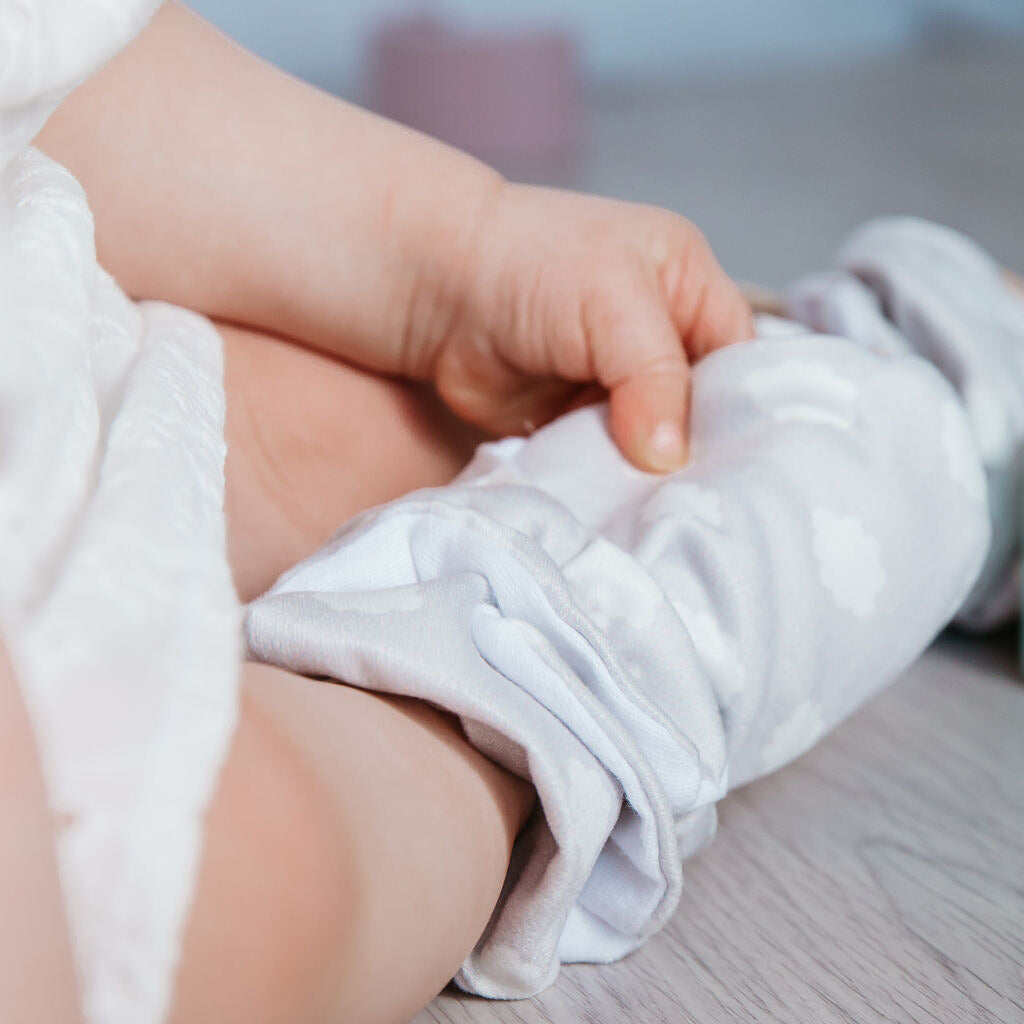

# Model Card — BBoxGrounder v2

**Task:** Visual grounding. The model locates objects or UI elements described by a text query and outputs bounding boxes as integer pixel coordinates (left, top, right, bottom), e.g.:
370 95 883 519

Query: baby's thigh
169 661 533 1024
221 322 487 600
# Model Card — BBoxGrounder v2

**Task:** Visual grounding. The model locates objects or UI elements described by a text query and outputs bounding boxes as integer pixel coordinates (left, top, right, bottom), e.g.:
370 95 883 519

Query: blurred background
192 0 1024 286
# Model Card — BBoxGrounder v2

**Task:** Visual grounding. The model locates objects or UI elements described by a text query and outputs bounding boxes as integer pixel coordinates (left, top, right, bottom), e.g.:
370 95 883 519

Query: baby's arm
34 2 495 379
36 2 752 472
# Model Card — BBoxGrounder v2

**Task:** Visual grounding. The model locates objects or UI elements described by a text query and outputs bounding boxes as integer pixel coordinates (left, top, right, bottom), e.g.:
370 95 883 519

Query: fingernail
645 421 687 471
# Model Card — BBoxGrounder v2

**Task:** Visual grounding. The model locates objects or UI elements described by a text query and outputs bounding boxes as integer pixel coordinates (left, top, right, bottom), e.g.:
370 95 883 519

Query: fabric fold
246 496 705 995
247 221 999 996
787 216 1024 629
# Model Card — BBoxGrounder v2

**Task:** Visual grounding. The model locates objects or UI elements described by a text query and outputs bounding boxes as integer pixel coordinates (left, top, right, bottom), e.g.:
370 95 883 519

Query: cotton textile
247 217 1019 998
0 4 240 1024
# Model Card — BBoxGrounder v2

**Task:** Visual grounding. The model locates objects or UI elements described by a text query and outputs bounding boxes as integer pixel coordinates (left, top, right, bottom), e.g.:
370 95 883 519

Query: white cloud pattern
761 700 827 774
642 482 724 529
743 360 860 430
941 398 986 503
811 508 886 617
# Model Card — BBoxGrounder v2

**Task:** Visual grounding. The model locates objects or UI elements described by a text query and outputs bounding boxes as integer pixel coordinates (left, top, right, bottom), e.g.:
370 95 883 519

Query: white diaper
247 217 1020 997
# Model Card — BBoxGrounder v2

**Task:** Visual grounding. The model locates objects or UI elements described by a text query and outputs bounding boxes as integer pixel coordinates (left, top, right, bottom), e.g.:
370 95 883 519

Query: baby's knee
168 673 361 1024
171 662 534 1024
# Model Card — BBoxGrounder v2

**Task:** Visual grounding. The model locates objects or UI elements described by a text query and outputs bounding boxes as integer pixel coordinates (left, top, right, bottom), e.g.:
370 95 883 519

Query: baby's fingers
602 222 752 472
665 225 754 359
597 295 693 473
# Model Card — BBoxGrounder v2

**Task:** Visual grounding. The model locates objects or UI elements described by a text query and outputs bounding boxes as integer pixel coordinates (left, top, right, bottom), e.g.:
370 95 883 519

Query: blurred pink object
367 15 581 170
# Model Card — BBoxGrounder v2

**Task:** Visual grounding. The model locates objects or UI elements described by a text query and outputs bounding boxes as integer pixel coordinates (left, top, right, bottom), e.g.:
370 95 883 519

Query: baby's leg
168 663 534 1024
173 322 532 1022
1 314 517 1024
221 322 487 600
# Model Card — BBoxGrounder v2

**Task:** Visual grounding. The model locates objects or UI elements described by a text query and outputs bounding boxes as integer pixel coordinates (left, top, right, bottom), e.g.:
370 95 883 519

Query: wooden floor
416 39 1024 1024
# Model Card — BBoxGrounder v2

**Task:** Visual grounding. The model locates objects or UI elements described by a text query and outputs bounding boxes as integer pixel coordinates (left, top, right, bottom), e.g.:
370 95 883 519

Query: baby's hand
419 183 754 472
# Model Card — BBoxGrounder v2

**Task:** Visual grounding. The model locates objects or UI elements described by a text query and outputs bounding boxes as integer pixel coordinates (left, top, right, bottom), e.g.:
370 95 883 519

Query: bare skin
170 663 536 1024
221 322 486 599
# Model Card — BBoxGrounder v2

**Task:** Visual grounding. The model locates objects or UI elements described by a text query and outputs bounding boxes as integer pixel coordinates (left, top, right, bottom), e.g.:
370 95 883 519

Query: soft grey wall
189 0 1024 96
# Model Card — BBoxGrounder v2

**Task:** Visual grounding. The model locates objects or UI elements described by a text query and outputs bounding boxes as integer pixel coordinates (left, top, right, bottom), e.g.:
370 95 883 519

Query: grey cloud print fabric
246 217 1018 998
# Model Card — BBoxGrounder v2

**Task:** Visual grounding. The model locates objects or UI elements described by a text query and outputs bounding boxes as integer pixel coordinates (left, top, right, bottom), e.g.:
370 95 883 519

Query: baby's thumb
603 307 692 473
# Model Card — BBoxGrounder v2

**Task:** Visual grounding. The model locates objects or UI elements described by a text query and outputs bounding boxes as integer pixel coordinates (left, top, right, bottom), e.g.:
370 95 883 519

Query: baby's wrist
271 120 505 383
391 159 507 380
